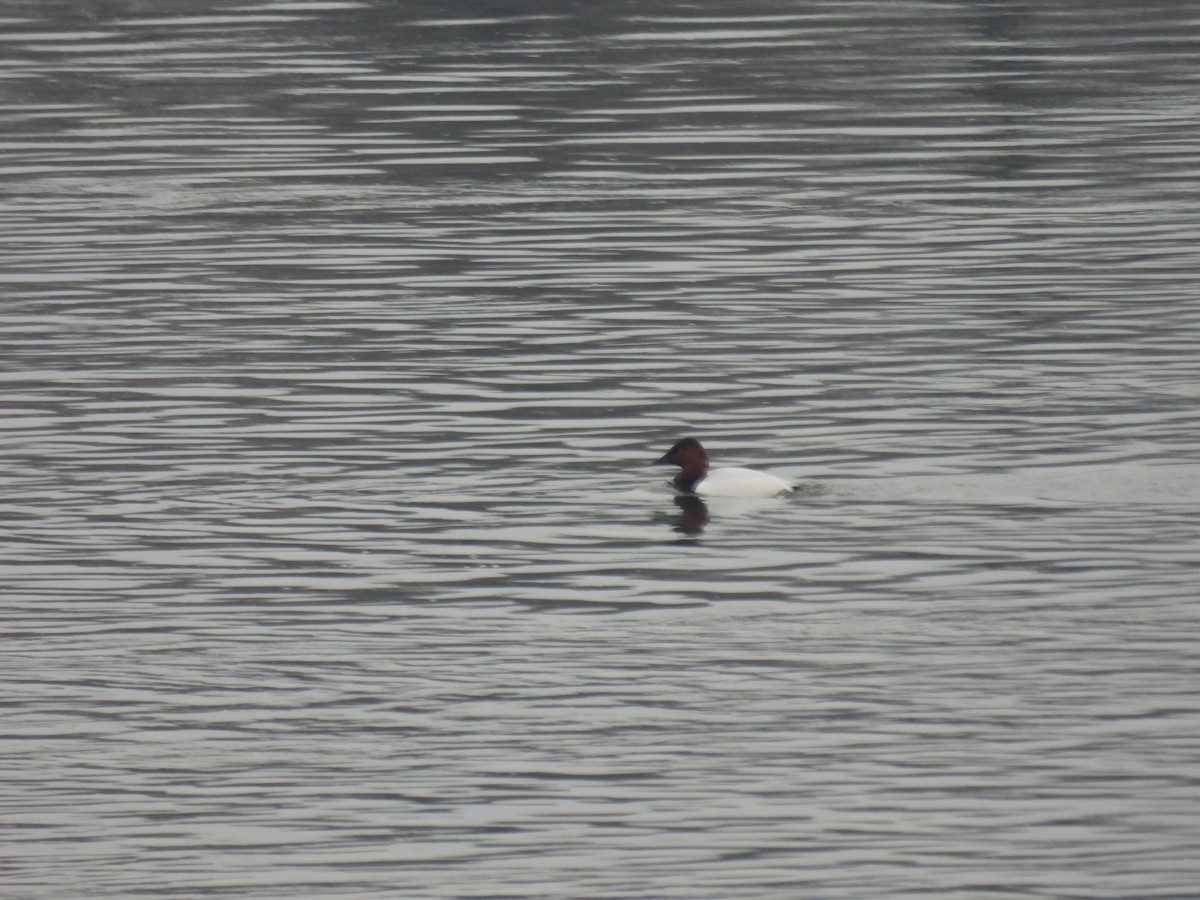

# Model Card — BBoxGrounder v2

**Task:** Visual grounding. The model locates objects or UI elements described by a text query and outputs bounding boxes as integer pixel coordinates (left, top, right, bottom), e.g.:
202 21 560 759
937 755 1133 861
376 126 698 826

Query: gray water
3 1 1200 897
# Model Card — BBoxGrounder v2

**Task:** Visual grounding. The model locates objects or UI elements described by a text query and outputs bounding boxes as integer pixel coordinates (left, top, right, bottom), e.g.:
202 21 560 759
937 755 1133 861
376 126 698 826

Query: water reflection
671 493 710 536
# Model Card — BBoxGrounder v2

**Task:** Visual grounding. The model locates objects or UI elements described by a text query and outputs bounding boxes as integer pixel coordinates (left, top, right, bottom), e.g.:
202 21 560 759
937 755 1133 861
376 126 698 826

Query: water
3 1 1200 897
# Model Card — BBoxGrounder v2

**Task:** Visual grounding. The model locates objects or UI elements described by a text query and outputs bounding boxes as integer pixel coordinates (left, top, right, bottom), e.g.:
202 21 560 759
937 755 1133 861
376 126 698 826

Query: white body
695 466 793 498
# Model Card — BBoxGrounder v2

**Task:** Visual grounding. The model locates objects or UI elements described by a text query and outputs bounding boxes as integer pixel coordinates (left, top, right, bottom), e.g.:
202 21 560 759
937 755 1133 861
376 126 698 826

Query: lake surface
3 1 1200 897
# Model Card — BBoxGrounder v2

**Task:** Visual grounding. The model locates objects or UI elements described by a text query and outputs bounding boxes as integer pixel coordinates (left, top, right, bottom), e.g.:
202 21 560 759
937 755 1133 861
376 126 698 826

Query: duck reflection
671 493 709 535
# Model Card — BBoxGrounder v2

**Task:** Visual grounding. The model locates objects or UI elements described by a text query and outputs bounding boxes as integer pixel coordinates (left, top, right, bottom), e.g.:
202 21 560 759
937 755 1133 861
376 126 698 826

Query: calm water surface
3 1 1200 897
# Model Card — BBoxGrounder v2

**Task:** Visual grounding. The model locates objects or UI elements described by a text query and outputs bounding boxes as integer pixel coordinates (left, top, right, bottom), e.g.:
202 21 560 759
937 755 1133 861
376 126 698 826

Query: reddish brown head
654 437 710 492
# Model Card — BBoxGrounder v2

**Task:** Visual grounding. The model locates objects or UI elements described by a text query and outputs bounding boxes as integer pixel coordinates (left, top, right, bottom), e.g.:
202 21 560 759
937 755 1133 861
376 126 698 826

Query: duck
654 437 793 498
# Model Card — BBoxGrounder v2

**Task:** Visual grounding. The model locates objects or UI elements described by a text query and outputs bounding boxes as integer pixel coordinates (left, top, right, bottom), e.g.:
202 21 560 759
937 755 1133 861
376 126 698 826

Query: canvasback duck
655 437 793 498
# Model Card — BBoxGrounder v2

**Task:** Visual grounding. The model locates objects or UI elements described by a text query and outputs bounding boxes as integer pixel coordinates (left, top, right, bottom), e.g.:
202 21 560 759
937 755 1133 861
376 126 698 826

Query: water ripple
3 2 1200 898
